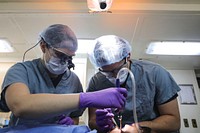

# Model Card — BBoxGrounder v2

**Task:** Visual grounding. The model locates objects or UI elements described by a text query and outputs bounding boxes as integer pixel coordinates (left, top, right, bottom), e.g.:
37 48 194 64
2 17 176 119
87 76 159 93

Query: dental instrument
111 117 119 129
116 67 141 133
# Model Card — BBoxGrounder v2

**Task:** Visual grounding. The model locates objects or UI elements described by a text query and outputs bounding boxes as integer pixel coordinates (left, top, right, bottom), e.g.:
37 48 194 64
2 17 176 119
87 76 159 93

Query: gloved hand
79 87 127 109
57 115 74 125
96 108 115 133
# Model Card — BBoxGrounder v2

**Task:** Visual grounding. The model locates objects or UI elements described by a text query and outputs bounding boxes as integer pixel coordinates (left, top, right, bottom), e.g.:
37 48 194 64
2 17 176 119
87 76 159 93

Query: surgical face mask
45 55 68 75
107 68 129 85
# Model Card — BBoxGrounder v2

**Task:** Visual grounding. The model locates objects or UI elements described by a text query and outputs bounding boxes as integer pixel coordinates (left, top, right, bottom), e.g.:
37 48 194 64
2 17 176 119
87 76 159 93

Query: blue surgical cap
39 24 78 52
88 35 132 68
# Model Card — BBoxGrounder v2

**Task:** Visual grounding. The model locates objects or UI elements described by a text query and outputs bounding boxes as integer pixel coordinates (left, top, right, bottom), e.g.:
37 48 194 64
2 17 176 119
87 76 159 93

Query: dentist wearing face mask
87 35 180 133
0 25 127 131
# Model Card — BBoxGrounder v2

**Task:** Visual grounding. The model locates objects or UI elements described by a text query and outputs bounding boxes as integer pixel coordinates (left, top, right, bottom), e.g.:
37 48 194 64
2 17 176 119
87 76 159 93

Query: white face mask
45 55 68 75
118 68 129 84
107 77 116 85
107 69 129 85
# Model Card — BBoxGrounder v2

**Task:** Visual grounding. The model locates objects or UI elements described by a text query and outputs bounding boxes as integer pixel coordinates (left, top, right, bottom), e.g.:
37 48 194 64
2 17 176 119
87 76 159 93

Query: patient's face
110 124 138 133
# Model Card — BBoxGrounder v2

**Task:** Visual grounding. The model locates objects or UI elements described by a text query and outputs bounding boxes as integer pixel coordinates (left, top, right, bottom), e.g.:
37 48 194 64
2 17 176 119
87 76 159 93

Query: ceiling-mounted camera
87 0 113 12
99 0 107 9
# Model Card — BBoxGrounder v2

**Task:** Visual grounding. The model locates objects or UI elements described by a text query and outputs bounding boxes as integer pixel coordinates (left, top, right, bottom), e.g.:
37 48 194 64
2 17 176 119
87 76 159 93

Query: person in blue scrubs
87 35 181 133
0 25 127 129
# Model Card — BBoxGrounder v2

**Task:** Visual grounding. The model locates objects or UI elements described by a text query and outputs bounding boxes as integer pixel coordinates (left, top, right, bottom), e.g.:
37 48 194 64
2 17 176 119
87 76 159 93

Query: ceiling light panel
0 39 14 53
146 41 200 55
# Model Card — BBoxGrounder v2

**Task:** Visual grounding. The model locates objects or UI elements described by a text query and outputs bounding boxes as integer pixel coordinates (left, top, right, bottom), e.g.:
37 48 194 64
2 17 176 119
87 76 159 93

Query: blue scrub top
1 58 84 126
87 59 180 126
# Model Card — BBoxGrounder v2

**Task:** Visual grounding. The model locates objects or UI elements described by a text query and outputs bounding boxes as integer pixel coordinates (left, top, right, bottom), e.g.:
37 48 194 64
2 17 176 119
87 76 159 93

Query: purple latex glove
96 108 115 132
57 115 74 125
79 87 127 109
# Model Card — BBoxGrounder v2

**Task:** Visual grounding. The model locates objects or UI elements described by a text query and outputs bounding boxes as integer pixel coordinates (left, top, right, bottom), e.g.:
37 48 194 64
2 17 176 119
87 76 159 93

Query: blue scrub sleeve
154 66 180 105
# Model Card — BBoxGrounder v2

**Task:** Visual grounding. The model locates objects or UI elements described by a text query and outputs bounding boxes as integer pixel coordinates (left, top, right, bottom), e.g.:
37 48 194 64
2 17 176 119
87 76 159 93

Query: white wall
168 70 200 133
71 58 88 125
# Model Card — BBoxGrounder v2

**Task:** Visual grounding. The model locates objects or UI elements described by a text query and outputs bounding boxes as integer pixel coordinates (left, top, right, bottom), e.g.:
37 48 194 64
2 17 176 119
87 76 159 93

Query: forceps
111 111 122 130
111 117 119 129
118 112 122 130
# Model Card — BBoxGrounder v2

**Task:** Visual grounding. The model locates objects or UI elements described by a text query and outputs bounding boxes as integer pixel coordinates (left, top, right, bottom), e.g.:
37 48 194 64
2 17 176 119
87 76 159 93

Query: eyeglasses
99 58 127 78
50 46 76 69
41 38 73 62
42 39 75 69
49 46 73 62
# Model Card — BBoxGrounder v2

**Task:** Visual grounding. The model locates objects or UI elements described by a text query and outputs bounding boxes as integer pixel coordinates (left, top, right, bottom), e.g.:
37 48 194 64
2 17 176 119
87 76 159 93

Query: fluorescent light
0 39 14 53
77 39 95 54
146 41 200 55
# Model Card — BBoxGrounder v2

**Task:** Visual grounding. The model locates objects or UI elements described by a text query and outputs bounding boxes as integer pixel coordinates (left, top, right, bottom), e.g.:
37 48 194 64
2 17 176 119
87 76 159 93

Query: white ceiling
0 0 200 70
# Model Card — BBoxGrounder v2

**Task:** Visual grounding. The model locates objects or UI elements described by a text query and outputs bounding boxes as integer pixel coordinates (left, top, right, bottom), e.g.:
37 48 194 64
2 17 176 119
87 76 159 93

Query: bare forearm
139 115 180 133
7 93 80 119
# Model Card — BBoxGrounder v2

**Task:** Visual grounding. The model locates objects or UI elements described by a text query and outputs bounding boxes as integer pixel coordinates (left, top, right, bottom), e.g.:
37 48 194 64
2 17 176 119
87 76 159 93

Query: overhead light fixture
146 41 200 55
0 39 14 53
77 39 95 54
87 0 113 13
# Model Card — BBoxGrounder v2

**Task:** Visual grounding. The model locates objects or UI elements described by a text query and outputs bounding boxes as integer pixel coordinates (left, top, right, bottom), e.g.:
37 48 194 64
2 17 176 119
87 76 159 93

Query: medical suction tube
116 68 141 133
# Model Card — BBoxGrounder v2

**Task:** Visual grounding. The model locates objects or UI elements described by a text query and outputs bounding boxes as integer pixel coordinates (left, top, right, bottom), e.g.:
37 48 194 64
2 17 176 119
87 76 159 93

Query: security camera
87 0 113 12
99 0 107 9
